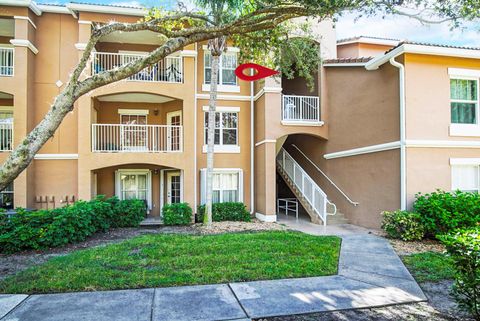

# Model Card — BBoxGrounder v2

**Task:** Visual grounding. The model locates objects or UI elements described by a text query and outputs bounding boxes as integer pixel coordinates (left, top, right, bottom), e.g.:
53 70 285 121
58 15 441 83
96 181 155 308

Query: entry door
120 114 148 151
167 111 182 151
166 172 181 204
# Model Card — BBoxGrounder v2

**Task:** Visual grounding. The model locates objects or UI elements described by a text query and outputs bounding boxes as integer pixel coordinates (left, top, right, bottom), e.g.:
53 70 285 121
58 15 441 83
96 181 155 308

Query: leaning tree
0 0 475 192
0 0 368 192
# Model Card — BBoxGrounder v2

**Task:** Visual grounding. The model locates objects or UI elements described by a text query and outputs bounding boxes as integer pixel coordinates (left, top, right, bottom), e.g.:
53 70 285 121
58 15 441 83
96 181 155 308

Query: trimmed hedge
414 190 480 236
439 228 480 318
381 210 425 241
197 202 251 222
162 203 192 226
0 196 146 254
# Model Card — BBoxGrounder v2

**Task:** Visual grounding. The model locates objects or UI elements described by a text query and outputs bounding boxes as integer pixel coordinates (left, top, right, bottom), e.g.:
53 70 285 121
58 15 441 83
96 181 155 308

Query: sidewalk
0 229 426 320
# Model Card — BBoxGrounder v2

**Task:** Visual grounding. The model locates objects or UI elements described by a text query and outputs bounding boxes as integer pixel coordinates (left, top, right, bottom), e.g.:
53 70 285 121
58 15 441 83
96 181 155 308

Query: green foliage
413 190 480 237
381 210 425 241
439 228 480 318
107 196 147 228
162 202 193 226
403 252 455 283
197 202 251 222
0 196 146 254
0 231 340 294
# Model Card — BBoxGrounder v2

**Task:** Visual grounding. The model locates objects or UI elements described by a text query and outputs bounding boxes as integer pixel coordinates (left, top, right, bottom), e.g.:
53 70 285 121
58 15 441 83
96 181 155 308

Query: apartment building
0 1 479 228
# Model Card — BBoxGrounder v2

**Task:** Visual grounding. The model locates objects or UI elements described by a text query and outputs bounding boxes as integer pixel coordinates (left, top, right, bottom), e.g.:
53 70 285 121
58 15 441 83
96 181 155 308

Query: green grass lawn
402 251 455 283
0 231 340 294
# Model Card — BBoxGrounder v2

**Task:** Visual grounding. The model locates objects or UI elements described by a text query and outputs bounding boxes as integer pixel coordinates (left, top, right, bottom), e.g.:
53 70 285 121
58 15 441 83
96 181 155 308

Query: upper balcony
282 95 321 125
90 92 183 154
92 30 184 84
0 92 13 152
0 18 14 77
91 52 183 83
0 47 14 77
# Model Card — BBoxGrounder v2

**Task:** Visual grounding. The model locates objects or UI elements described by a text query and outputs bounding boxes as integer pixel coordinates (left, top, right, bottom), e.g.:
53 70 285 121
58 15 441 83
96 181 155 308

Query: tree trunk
204 36 226 227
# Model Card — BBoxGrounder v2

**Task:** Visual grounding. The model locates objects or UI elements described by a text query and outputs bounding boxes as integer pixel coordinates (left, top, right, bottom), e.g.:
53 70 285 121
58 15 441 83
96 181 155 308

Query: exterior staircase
277 147 344 225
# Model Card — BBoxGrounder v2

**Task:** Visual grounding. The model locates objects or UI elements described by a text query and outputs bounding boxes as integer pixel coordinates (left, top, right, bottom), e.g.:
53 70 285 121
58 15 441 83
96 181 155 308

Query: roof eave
365 44 480 70
66 3 147 17
0 0 42 15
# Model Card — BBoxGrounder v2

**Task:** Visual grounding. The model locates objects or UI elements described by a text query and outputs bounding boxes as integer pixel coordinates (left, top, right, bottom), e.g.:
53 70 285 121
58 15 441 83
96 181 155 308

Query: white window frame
0 182 13 209
202 106 240 153
448 68 480 137
200 168 244 204
202 46 240 93
115 169 152 210
450 158 480 192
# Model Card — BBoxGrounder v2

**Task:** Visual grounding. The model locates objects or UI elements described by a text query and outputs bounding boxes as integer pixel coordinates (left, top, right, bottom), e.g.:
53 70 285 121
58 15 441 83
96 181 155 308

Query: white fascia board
0 0 42 15
66 3 147 17
37 4 70 14
366 43 480 70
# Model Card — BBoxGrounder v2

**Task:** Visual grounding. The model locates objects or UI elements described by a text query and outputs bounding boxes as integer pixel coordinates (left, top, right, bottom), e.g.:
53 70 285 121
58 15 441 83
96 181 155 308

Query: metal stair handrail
277 147 336 226
291 144 359 206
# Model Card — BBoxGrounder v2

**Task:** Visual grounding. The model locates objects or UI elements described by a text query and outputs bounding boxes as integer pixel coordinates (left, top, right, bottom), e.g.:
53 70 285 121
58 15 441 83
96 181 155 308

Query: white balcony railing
282 95 320 123
0 47 14 76
91 52 183 83
0 123 13 151
92 124 183 153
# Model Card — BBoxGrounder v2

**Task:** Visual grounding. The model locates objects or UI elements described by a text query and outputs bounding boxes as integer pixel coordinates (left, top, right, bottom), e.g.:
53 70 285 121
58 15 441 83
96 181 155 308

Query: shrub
439 228 480 318
108 197 146 228
381 210 425 241
162 203 192 226
0 196 147 254
197 202 251 223
414 190 480 236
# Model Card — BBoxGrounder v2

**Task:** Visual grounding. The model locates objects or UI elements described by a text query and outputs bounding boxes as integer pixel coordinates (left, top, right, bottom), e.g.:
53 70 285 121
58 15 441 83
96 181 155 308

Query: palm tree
196 0 244 226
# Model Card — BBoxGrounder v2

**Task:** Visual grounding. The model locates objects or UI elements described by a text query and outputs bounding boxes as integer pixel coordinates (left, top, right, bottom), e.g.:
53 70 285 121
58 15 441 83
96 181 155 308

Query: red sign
235 63 279 81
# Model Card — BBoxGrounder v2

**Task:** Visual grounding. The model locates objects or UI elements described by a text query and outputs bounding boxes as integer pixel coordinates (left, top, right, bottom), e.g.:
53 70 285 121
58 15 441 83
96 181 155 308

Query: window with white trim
204 111 238 146
213 172 239 203
115 170 152 209
452 165 480 192
200 169 243 204
450 78 479 124
0 183 13 209
204 51 237 86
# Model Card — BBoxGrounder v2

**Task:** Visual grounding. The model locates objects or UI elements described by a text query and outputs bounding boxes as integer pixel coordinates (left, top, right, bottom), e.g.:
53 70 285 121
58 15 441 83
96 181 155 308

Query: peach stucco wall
337 43 394 58
403 53 480 205
280 63 401 228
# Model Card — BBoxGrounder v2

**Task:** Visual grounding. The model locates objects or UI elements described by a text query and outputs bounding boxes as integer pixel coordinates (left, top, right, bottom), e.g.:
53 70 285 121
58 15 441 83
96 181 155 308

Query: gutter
389 57 407 211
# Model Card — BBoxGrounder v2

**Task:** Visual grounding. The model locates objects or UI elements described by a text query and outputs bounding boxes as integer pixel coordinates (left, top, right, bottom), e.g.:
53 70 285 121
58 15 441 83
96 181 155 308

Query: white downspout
250 72 255 214
389 57 407 210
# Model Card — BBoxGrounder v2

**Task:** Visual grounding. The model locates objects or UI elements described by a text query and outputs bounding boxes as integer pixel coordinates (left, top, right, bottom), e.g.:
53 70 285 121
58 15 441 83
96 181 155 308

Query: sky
41 0 480 47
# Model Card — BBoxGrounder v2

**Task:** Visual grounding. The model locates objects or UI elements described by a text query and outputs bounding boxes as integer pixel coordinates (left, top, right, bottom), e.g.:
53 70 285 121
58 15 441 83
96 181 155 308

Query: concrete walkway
0 222 426 321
